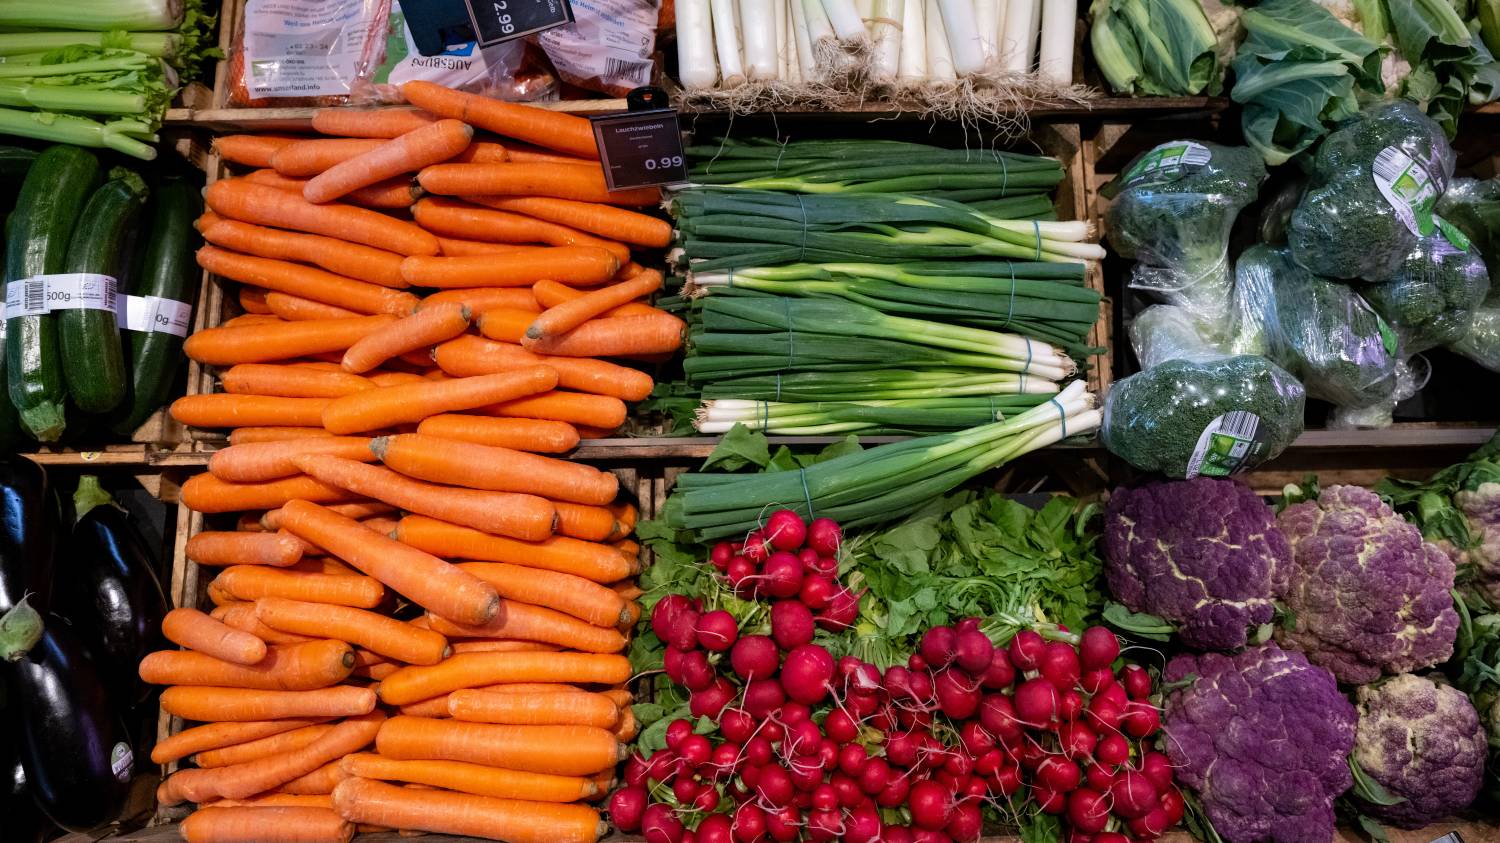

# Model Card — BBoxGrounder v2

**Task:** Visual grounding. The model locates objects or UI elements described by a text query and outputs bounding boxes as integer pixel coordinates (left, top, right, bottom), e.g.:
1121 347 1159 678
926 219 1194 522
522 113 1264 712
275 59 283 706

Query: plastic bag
537 0 661 96
1362 234 1489 354
1325 357 1430 430
229 0 389 107
1452 307 1500 371
1128 304 1226 369
1436 177 1500 303
1103 141 1267 334
1232 244 1398 410
1288 101 1456 281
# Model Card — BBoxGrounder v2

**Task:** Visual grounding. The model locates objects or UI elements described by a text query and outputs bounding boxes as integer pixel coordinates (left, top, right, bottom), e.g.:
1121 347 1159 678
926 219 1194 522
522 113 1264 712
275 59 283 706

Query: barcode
1372 150 1408 184
1218 410 1260 441
24 280 41 313
604 57 651 84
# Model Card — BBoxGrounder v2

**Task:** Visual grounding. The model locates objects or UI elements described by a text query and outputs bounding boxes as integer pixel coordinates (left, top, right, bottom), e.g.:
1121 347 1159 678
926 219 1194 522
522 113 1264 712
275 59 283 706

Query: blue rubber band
1004 263 1017 328
775 372 782 402
1032 220 1042 261
799 468 816 519
1050 397 1067 438
760 400 769 431
783 297 795 369
796 195 808 263
999 156 1008 191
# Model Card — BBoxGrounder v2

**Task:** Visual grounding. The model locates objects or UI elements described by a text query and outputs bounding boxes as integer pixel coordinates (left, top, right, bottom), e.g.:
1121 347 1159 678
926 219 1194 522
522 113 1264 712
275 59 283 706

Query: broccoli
1103 477 1290 650
1101 355 1306 479
1362 234 1490 353
1437 177 1500 300
1289 101 1456 281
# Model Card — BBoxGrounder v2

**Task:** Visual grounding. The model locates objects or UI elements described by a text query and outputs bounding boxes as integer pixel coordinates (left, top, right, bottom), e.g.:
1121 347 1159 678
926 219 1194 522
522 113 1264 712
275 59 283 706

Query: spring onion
695 394 1056 434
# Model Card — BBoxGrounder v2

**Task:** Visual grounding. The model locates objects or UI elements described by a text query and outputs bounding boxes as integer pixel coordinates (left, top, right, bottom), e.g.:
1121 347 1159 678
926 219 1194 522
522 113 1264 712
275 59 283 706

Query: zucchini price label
5 274 118 318
590 108 688 191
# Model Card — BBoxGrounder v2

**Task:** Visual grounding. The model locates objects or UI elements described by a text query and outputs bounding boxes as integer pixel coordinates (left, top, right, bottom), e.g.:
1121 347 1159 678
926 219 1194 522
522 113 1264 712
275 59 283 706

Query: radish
1014 678 1060 726
878 772 911 806
831 771 865 806
1059 689 1084 721
609 785 648 832
806 517 841 556
1129 807 1173 839
991 763 1021 796
1122 664 1152 700
730 635 780 681
745 736 773 767
1096 681 1128 709
666 719 692 751
1095 732 1129 766
846 804 882 843
884 665 915 700
947 802 982 842
696 610 740 652
885 731 920 767
756 765 795 806
765 509 807 551
979 694 1024 742
644 750 676 784
841 657 882 694
980 649 1016 689
732 803 766 843
1080 667 1113 694
652 595 697 646
1008 630 1046 670
691 678 735 719
1066 788 1111 833
816 586 859 631
743 531 772 564
771 600 815 650
912 831 953 843
698 814 733 843
797 547 820 570
838 742 868 776
624 752 650 787
679 650 716 691
811 783 839 812
781 701 811 724
908 670 934 704
908 780 955 830
710 541 734 569
642 803 685 843
1110 769 1159 818
934 668 980 719
762 551 805 598
1039 641 1082 689
679 734 712 766
943 752 972 777
1140 751 1174 791
857 756 892 793
817 738 839 769
763 721 785 741
823 708 858 744
710 741 742 777
721 708 754 744
1059 721 1097 759
744 679 786 718
789 758 825 791
1160 786 1186 825
908 653 928 672
1086 697 1124 732
785 719 822 756
673 775 701 804
1085 762 1116 792
807 809 842 841
809 555 838 576
1094 834 1130 843
797 574 836 610
781 644 835 704
727 557 757 595
957 720 995 757
1036 757 1081 792
1078 626 1120 670
765 807 800 842
1036 787 1067 814
953 629 994 674
847 690 880 718
885 826 915 843
976 749 1003 776
920 626 957 668
1123 701 1161 738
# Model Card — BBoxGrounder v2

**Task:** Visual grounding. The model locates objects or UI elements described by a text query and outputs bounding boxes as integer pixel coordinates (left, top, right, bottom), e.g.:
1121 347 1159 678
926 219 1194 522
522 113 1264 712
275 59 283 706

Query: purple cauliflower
1351 674 1486 829
1276 485 1458 685
1104 478 1290 650
1163 643 1356 843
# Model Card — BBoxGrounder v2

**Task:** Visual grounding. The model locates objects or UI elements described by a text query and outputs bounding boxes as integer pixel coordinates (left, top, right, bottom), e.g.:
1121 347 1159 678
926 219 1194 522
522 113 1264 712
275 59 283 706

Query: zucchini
5 145 99 442
60 169 147 414
113 175 198 434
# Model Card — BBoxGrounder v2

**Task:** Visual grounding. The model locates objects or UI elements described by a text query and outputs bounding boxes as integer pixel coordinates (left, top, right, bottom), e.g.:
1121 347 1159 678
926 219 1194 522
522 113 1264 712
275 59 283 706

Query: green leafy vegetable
1088 0 1223 95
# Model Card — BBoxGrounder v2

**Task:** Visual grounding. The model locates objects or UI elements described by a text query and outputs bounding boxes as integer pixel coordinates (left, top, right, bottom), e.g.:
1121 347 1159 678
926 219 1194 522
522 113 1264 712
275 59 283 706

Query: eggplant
0 458 56 662
0 716 53 843
8 620 131 831
61 476 167 706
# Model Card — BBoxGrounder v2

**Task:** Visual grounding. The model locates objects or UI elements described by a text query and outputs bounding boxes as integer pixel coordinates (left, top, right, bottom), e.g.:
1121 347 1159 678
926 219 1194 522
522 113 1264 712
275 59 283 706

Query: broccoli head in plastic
1163 643 1356 843
1104 477 1290 650
1351 674 1486 828
1362 234 1490 354
1276 484 1459 684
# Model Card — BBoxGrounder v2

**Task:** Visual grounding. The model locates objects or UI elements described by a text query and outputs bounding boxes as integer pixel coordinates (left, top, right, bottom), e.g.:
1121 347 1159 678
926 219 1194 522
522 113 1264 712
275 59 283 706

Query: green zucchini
113 175 198 434
5 145 99 442
60 168 148 414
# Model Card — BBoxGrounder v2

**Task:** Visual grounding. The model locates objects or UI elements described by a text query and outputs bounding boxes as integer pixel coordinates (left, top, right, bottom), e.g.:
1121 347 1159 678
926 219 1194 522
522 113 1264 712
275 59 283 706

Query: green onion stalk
697 370 1059 401
694 394 1057 434
665 381 1101 539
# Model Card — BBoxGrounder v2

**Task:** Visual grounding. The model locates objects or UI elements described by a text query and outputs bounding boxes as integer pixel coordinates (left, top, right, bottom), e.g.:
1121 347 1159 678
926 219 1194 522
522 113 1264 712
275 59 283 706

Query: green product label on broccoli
1121 141 1212 189
1372 146 1439 238
1186 411 1270 478
1435 215 1473 252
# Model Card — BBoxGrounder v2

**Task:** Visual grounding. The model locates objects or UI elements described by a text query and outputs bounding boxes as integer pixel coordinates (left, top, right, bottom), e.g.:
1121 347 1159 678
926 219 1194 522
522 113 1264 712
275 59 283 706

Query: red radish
643 750 676 784
789 758 824 792
744 736 773 768
756 766 795 806
652 595 696 644
696 787 721 813
721 708 754 743
976 750 1003 776
771 600 815 650
1123 701 1161 738
1080 667 1113 694
1085 762 1116 791
946 802 982 842
797 574 836 610
908 780 954 830
824 708 858 744
1087 699 1124 732
710 542 734 569
807 809 842 842
781 701 811 724
743 679 786 718
908 670 934 704
1129 808 1172 839
1008 630 1046 670
806 517 841 556
666 718 692 751
885 731 920 767
1058 720 1097 759
1014 678 1061 726
934 668 980 719
943 752 973 777
1079 626 1120 670
884 665 916 700
1036 757 1081 792
991 764 1021 796
811 783 839 812
642 803 684 843
832 771 865 806
696 610 739 652
691 678 735 719
1067 830 1094 843
673 776 702 804
1160 786 1186 825
1096 681 1128 709
809 556 838 576
1110 769 1159 818
956 616 980 633
764 509 807 551
1094 833 1130 843
761 551 805 598
878 773 911 807
979 694 1024 741
816 586 858 631
764 807 800 842
727 557 757 595
842 657 882 693
885 826 915 843
920 626 957 668
797 547 820 570
1140 751 1174 791
730 635 780 681
953 629 994 674
912 831 953 843
958 720 995 756
782 644 835 704
679 650 716 691
838 743 868 776
785 719 822 756
845 804 882 843
908 653 928 672
609 785 647 831
1122 664 1152 700
1095 732 1129 766
1039 641 1082 689
697 814 732 843
857 757 892 793
743 532 772 564
710 742 741 777
624 753 650 787
1059 689 1084 721
847 690 880 718
979 647 1015 689
1036 787 1067 814
732 804 766 843
1066 788 1111 833
763 722 784 741
817 738 838 770
679 734 711 766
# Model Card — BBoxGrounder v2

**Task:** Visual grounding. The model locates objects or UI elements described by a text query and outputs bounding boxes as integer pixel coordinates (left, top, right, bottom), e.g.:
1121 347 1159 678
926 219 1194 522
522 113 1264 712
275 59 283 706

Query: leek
676 0 720 89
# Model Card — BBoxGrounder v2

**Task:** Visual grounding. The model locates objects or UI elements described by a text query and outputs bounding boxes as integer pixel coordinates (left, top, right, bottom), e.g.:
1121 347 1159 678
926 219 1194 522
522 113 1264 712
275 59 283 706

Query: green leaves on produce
1088 0 1222 96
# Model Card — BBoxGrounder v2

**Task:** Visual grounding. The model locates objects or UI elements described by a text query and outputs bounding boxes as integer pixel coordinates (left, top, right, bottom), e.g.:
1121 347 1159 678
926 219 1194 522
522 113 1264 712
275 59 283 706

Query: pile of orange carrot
154 85 673 843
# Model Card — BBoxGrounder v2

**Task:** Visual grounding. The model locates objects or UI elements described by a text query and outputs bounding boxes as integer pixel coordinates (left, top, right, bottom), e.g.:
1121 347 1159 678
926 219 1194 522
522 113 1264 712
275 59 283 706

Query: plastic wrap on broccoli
1104 477 1290 650
1104 141 1267 332
1232 244 1398 410
1437 177 1500 301
1276 484 1458 684
1128 304 1227 369
1350 674 1486 829
1363 234 1490 353
1289 101 1456 281
1451 307 1500 371
1101 355 1305 479
1163 643 1356 843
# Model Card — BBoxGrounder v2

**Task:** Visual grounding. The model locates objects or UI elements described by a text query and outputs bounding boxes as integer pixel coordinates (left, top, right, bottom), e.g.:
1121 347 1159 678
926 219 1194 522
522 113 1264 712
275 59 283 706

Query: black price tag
467 0 573 45
590 108 688 192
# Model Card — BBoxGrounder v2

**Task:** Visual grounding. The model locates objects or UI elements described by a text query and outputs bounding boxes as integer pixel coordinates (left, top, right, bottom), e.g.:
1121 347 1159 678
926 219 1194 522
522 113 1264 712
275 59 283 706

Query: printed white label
41 273 117 313
1122 141 1213 187
242 0 376 99
1372 146 1439 238
110 742 134 782
536 0 658 95
1186 410 1270 478
5 279 48 318
121 295 192 337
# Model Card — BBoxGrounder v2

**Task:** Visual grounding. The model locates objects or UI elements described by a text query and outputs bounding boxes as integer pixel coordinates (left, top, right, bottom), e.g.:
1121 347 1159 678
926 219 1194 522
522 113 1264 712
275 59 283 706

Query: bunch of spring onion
673 0 1079 91
664 380 1100 538
0 0 218 159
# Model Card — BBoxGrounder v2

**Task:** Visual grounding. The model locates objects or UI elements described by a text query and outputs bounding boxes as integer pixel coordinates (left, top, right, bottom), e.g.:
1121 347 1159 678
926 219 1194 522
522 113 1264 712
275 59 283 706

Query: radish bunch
710 510 858 632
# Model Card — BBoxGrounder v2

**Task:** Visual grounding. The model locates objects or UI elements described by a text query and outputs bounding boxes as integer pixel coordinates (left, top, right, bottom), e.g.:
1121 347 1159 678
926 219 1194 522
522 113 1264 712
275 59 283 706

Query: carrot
412 198 630 264
472 308 533 342
448 690 619 729
282 760 350 794
375 652 630 706
201 217 409 288
184 315 397 366
393 515 634 583
292 455 557 543
213 566 386 608
399 247 618 288
276 500 500 627
423 287 538 313
454 562 628 628
415 414 577 454
256 596 451 666
153 719 329 765
306 120 473 204
522 311 686 358
503 143 594 165
250 169 425 209
159 685 377 722
211 794 335 809
435 237 533 257
482 390 627 430
426 603 626 654
417 162 658 206
161 712 384 803
223 314 283 328
215 134 303 168
181 474 361 514
355 661 400 681
230 426 336 445
197 209 223 231
375 716 621 777
272 138 385 177
216 604 319 646
180 806 354 843
199 246 419 317
450 140 510 164
470 195 672 248
400 81 598 159
433 335 653 402
205 180 440 257
196 724 338 768
341 753 595 803
320 366 558 434
162 607 268 665
333 776 602 843
312 107 438 138
172 394 331 429
367 371 428 387
531 278 657 318
525 270 663 341
398 696 455 718
243 168 310 192
235 513 269 533
221 364 373 400
261 500 393 531
373 433 617 505
450 640 558 655
264 292 362 322
239 286 272 314
341 301 470 374
608 501 638 536
610 538 640 560
187 531 305 568
140 640 355 691
210 437 377 483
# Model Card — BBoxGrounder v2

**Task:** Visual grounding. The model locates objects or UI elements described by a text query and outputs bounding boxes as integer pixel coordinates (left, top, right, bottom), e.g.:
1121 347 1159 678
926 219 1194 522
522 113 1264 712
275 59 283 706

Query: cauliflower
1379 433 1500 603
1163 643 1356 843
1276 485 1459 684
1104 477 1290 651
1351 674 1486 828
1457 484 1500 602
